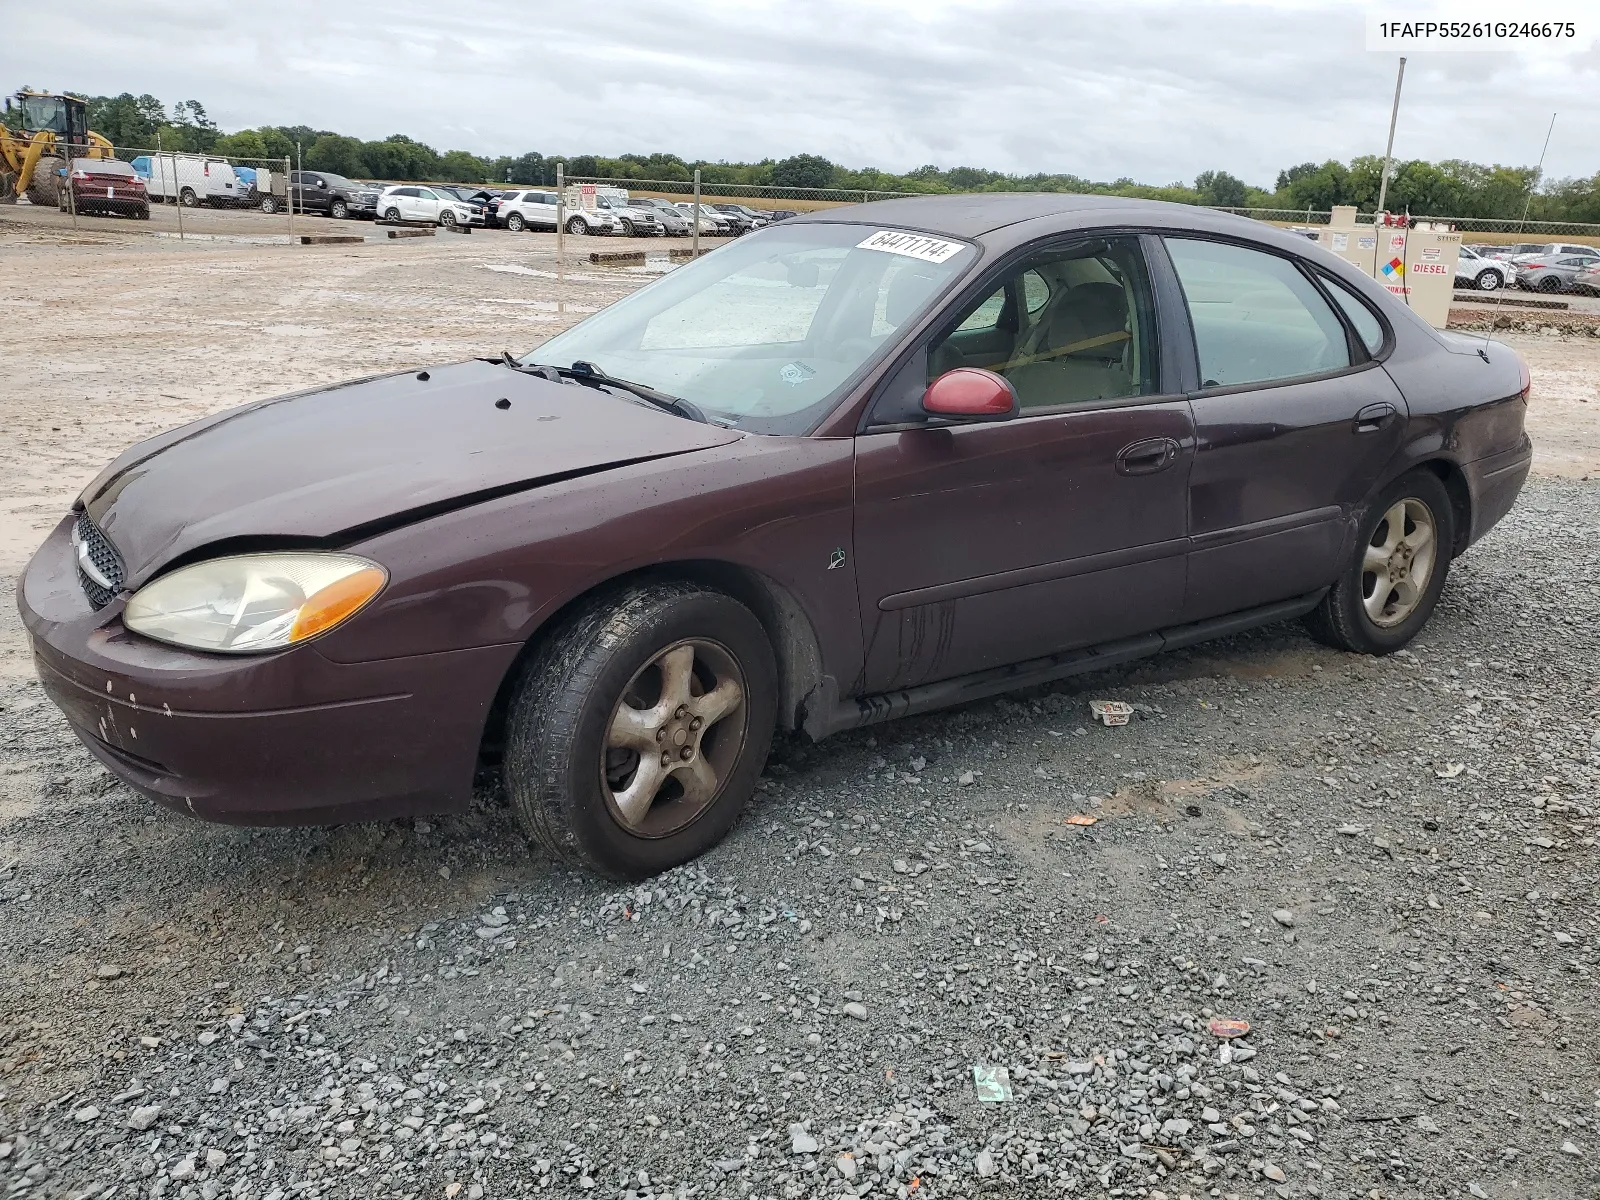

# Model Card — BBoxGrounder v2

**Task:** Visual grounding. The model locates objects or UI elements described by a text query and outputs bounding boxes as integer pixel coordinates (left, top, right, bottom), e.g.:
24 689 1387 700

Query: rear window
76 159 135 176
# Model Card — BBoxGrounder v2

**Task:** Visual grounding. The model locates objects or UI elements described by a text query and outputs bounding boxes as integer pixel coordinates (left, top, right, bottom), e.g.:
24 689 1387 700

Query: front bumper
19 515 517 826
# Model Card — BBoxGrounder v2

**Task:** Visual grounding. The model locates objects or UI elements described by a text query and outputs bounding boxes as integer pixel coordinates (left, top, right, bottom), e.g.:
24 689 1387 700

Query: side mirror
922 368 1018 422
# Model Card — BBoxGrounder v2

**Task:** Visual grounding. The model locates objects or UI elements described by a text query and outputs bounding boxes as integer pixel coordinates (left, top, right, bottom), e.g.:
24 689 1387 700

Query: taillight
1523 262 1545 269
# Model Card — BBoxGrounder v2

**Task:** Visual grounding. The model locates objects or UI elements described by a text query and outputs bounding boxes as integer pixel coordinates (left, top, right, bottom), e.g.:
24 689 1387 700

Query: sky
5 0 1598 187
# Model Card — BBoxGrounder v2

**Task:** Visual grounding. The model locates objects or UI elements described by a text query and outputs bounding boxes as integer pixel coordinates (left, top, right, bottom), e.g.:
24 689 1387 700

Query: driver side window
928 239 1159 410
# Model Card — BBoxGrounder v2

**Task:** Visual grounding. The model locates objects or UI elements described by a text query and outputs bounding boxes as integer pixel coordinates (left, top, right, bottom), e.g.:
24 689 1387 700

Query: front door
853 236 1194 693
1160 237 1408 622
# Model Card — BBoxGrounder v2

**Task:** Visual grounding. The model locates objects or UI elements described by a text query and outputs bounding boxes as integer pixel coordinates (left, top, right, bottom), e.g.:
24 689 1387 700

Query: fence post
66 154 78 231
862 191 869 206
285 156 293 242
692 168 701 258
556 162 565 284
171 153 185 240
295 143 303 246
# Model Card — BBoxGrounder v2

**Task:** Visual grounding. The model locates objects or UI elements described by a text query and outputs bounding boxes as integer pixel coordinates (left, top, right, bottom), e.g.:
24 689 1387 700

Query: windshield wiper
501 356 710 424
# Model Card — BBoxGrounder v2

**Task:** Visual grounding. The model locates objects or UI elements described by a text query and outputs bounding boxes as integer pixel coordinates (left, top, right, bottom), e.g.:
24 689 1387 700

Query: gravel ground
1 223 1598 1200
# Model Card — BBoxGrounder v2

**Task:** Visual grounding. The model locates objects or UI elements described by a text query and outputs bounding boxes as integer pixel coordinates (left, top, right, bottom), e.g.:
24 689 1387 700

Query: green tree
305 134 368 177
506 151 547 185
213 129 269 161
771 154 835 190
1194 170 1248 208
439 149 488 182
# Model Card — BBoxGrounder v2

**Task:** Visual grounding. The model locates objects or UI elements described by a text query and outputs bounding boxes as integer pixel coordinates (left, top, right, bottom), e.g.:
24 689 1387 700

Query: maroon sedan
61 157 149 219
20 196 1532 878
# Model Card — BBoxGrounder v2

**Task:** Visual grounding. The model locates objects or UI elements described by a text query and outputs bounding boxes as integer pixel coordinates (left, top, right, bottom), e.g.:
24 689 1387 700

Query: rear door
1161 236 1407 623
853 235 1194 691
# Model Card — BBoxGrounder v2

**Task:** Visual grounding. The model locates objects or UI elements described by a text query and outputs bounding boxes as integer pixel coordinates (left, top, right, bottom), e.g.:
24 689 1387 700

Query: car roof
787 192 1215 238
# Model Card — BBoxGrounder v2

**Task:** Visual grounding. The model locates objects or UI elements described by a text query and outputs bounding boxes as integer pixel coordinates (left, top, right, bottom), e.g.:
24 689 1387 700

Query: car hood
81 360 743 585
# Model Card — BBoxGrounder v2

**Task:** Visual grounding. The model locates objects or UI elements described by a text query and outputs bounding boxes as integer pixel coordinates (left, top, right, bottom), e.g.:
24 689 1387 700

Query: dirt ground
3 211 1600 1200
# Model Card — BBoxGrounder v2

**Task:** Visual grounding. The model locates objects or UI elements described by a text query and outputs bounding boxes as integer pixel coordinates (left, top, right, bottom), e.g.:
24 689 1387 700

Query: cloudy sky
6 0 1598 186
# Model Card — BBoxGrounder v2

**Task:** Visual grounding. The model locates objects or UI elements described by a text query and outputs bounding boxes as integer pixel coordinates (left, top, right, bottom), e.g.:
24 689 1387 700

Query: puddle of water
479 263 605 283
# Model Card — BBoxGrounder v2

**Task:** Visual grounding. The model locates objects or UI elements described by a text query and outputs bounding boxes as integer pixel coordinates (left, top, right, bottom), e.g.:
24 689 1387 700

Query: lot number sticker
857 230 965 264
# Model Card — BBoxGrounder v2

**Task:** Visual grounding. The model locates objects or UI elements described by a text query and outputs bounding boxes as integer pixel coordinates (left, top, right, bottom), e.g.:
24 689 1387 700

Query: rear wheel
1537 275 1563 293
25 156 63 207
179 187 199 208
566 215 587 235
260 194 279 214
1304 470 1454 655
383 206 401 223
1475 269 1501 291
506 211 525 232
504 582 777 879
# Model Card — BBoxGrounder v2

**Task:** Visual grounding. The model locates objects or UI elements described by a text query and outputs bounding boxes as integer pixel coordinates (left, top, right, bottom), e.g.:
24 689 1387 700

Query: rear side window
1320 276 1385 357
1164 238 1352 387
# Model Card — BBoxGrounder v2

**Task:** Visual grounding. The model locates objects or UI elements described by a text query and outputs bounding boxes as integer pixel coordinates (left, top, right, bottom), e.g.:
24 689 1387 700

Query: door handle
1115 436 1181 476
1354 402 1398 433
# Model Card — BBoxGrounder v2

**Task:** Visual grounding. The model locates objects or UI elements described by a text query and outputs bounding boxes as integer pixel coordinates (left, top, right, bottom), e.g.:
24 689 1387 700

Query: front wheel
1304 470 1454 655
330 198 349 219
438 209 457 229
506 212 525 232
505 582 777 879
566 216 587 235
620 219 636 237
1475 269 1500 292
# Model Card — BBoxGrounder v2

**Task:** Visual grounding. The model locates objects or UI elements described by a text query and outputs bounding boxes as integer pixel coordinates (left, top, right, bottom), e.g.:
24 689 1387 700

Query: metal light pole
1374 56 1407 216
692 168 701 258
1518 112 1557 231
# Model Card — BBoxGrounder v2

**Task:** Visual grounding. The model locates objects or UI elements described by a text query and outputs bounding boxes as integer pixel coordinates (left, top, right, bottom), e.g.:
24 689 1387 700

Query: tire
1303 469 1455 656
566 216 587 235
438 209 457 229
25 157 63 208
330 198 349 219
136 205 150 220
620 219 635 237
504 582 778 879
1475 269 1501 292
179 187 199 208
0 169 17 204
383 206 401 224
506 211 525 232
1537 275 1562 293
260 194 279 215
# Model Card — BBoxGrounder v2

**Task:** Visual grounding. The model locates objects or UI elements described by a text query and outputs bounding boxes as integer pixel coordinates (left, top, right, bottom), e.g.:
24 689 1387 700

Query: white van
129 154 244 208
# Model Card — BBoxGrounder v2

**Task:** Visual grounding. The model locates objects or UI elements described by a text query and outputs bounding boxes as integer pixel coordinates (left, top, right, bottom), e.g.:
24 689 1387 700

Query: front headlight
123 553 387 654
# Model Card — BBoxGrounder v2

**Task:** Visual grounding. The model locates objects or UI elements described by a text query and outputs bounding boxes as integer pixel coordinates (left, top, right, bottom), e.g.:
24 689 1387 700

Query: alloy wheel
1362 498 1437 628
600 639 747 837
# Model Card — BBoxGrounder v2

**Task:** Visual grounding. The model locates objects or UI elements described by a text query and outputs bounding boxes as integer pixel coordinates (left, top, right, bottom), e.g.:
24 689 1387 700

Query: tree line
65 90 1600 224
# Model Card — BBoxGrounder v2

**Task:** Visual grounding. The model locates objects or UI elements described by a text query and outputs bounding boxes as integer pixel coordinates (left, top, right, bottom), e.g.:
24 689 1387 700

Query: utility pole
1374 56 1407 216
1518 112 1557 231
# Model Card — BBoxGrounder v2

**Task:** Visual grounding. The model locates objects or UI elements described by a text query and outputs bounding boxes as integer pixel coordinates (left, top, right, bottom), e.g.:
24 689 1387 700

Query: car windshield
524 223 975 435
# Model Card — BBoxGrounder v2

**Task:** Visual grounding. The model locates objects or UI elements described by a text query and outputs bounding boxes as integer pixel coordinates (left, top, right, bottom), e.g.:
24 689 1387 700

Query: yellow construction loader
0 90 114 207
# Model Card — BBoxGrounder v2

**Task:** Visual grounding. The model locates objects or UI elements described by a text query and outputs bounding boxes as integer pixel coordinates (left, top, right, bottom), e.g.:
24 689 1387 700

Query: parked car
708 203 761 233
376 185 485 228
231 166 289 214
21 195 1533 879
674 202 733 234
634 200 691 236
763 209 799 222
1570 261 1600 296
1454 244 1512 292
496 190 563 232
128 154 243 208
716 203 772 230
290 172 381 220
597 196 663 237
59 157 148 219
559 203 619 236
1482 243 1546 261
1514 254 1594 293
1511 242 1600 263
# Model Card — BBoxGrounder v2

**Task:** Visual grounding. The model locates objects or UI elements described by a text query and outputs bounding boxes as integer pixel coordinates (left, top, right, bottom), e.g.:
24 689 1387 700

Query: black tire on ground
179 187 199 208
1303 469 1456 656
330 198 348 219
1475 269 1501 292
0 169 17 204
506 212 525 232
383 206 401 223
25 157 63 208
566 216 587 235
620 219 635 237
136 206 150 220
260 194 279 214
504 582 778 880
1537 275 1563 293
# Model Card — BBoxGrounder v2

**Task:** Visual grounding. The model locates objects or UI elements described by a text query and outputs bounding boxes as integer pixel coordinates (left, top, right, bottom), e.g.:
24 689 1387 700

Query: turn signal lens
124 553 387 654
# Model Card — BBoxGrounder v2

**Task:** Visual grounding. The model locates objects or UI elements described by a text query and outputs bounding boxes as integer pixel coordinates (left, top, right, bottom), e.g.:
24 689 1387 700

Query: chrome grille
73 511 125 609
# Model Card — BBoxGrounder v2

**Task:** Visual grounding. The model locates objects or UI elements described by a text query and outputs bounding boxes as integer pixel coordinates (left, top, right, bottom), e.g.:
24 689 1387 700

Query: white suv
377 185 484 228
